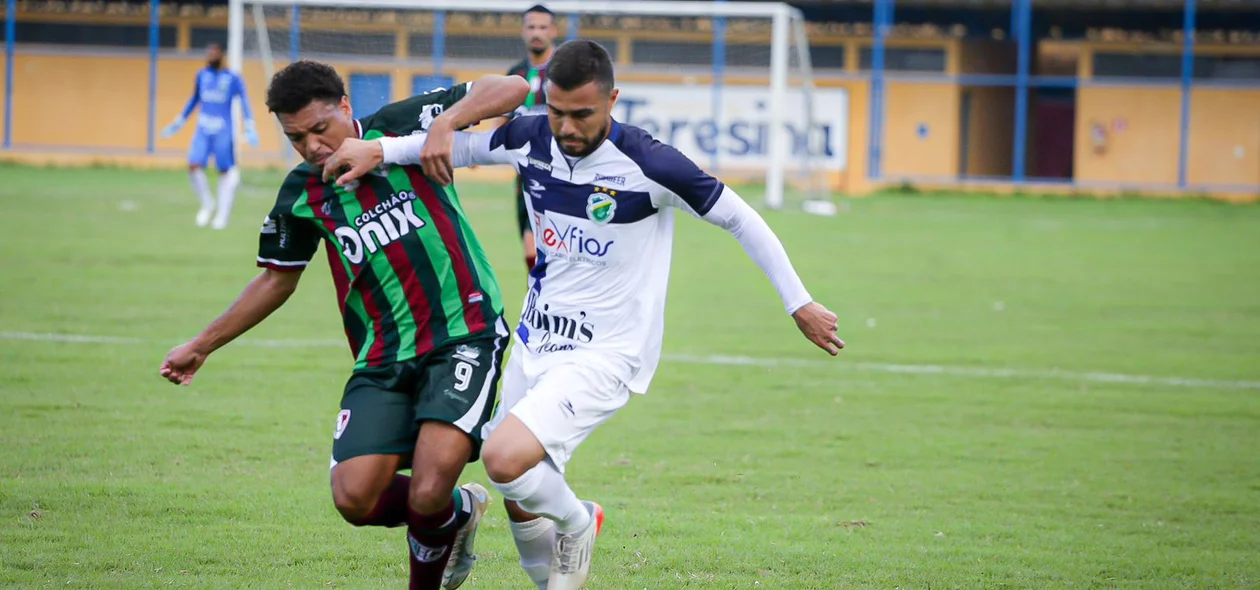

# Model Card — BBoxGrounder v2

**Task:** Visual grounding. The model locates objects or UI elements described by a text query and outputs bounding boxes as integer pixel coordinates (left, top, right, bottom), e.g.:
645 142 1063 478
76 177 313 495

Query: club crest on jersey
586 193 616 225
417 104 444 132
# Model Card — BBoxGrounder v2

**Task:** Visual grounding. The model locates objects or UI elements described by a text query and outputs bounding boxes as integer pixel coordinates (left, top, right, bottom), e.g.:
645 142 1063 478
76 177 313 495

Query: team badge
586 193 616 225
417 104 444 132
334 409 351 440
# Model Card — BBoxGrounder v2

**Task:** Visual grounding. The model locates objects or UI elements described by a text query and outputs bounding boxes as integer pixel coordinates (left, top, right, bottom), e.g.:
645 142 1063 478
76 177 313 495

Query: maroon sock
352 474 410 528
407 499 458 590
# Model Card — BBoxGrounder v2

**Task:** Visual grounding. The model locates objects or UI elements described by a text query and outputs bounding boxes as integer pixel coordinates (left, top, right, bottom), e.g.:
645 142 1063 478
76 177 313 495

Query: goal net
229 0 834 213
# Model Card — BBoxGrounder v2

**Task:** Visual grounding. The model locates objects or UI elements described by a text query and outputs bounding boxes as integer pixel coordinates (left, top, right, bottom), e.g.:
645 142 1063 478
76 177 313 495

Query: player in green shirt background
158 60 529 590
503 4 557 271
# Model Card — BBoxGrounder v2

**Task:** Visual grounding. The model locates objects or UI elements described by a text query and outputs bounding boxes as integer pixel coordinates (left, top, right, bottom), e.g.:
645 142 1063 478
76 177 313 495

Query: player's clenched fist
321 137 383 188
420 118 456 186
792 301 845 356
160 341 208 385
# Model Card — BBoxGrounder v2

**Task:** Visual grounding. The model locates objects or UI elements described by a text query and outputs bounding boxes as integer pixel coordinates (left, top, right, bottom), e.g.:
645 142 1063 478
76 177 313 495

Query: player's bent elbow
260 268 302 296
482 74 530 105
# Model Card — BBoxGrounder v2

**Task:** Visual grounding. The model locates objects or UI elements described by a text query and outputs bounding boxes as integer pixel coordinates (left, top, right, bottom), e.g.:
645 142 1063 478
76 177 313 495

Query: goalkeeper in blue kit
161 42 260 230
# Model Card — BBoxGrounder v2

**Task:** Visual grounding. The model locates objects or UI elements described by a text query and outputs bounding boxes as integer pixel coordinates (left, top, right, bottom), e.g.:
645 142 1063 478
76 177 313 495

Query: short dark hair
266 60 345 115
546 40 614 93
524 4 553 18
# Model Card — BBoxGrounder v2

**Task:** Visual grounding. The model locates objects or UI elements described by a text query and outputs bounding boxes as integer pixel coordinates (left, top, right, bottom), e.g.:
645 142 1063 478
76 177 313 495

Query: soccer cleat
210 215 229 230
443 483 491 589
196 207 214 228
546 502 604 590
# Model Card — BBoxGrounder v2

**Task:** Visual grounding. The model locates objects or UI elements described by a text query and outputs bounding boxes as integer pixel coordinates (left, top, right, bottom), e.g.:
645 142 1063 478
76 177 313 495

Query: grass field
2 164 1259 589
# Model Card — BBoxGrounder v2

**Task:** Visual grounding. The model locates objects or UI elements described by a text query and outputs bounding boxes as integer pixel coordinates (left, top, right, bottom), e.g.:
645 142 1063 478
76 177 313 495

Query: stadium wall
1074 78 1260 189
0 52 879 191
2 5 1258 201
5 50 1258 199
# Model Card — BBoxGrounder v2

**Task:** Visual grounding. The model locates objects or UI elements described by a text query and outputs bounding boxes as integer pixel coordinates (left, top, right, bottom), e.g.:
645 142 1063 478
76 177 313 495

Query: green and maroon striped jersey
257 83 504 370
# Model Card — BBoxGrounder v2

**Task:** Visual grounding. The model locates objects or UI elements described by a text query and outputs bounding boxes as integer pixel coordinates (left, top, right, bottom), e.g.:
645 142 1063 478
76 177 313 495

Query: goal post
228 0 834 213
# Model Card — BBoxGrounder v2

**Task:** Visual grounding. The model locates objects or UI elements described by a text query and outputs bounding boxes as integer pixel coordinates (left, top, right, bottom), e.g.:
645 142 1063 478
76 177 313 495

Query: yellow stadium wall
0 59 6 143
14 54 151 149
1075 83 1259 189
882 82 959 178
7 54 522 160
9 54 872 194
1075 87 1182 186
8 53 1255 198
1186 89 1260 187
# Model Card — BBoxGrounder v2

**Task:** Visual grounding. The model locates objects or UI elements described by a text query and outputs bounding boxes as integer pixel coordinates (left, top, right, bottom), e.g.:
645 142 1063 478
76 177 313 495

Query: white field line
3 331 1259 392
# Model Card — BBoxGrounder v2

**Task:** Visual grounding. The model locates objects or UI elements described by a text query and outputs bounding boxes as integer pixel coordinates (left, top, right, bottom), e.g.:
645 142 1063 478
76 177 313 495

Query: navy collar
607 118 623 146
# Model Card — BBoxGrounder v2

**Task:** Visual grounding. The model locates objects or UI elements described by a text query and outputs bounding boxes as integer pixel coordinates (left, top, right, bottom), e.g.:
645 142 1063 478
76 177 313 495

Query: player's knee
329 469 380 524
407 476 451 515
482 437 529 483
330 483 377 524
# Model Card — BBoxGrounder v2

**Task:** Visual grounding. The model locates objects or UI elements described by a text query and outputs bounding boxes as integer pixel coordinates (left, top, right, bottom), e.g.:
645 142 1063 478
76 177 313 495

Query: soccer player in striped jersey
158 60 530 590
160 42 260 230
324 40 845 590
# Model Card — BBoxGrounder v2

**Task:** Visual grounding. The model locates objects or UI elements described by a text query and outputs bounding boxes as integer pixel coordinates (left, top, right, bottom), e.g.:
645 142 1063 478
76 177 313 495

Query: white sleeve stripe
257 257 308 267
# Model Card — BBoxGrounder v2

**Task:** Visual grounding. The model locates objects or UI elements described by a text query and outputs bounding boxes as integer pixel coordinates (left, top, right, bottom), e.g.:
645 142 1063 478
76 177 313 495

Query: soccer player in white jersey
321 39 845 590
161 42 260 229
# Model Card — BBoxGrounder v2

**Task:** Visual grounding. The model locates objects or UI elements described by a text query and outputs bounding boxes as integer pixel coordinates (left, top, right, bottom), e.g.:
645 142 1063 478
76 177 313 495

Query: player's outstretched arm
234 74 260 147
638 138 845 356
161 79 201 138
321 75 528 188
159 269 302 385
420 74 529 184
697 188 845 356
323 128 520 188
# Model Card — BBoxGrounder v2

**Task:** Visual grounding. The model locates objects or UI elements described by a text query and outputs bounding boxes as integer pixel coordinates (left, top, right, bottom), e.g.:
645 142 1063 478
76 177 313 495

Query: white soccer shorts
481 341 631 472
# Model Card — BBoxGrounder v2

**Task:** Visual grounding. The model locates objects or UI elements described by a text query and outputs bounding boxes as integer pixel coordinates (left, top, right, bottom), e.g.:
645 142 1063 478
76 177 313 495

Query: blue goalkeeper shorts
188 129 235 172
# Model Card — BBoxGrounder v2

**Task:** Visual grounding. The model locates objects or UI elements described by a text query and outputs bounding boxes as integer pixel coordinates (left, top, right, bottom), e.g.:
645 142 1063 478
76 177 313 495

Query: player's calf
406 422 477 589
505 499 555 590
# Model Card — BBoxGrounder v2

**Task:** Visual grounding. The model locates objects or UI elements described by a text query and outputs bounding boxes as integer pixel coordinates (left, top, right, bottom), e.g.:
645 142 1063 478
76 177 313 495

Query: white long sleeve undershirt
378 133 813 315
692 186 813 315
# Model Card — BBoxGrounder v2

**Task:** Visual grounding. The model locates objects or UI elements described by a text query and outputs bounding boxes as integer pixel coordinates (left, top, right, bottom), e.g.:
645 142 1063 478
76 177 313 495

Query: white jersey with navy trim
380 115 813 394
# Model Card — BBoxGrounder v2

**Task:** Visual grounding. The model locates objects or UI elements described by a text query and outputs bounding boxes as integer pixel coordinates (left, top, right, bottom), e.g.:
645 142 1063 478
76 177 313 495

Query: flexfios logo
540 219 614 260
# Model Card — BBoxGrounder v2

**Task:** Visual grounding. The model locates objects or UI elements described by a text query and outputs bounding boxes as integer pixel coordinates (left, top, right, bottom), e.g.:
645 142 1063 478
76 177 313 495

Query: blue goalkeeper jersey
180 67 253 135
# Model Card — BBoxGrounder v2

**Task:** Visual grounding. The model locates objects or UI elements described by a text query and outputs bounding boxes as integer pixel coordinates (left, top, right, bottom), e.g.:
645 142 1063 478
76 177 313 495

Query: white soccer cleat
210 215 229 230
195 207 214 228
547 502 604 590
443 483 491 589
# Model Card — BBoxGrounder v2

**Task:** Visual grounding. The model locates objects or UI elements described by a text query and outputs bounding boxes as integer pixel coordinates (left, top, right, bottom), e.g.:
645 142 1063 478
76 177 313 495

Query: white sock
189 169 213 209
491 462 591 535
510 517 555 590
214 168 240 223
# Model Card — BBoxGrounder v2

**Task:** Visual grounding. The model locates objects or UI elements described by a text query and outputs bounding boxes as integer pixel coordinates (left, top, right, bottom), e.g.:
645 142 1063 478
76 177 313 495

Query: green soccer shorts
330 331 506 466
